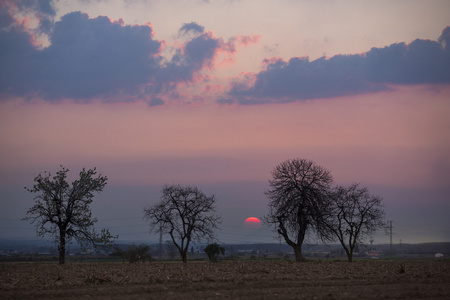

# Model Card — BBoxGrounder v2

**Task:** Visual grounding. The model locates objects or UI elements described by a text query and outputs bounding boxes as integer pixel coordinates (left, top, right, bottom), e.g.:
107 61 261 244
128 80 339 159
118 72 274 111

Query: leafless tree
23 166 117 264
144 184 222 263
322 184 385 262
264 158 333 262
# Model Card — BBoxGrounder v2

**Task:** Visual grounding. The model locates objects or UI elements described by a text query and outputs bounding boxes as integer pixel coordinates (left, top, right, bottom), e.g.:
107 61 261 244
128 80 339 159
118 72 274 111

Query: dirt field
1 259 449 299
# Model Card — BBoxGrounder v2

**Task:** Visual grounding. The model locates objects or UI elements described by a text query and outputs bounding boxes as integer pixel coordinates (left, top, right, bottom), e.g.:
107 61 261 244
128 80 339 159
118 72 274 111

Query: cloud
222 27 450 104
236 35 261 46
149 97 164 106
179 22 204 36
0 2 16 28
4 1 446 106
366 29 450 84
1 0 55 34
7 0 56 17
155 31 225 95
0 2 228 104
0 11 162 100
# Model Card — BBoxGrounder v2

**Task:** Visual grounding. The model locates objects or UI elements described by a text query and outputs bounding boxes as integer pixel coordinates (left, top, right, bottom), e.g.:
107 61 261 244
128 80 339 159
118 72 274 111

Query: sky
1 0 449 246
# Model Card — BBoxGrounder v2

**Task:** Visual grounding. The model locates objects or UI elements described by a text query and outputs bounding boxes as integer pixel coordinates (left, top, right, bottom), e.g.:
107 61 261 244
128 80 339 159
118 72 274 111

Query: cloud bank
0 2 232 104
1 1 449 105
221 27 450 104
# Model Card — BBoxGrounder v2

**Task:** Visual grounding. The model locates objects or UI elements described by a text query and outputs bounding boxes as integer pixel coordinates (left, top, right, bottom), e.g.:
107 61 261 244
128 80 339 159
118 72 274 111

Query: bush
204 243 225 262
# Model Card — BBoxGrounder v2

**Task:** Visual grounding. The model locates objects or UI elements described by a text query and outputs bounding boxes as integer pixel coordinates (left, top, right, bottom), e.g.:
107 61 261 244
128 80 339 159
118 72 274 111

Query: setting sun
244 217 262 230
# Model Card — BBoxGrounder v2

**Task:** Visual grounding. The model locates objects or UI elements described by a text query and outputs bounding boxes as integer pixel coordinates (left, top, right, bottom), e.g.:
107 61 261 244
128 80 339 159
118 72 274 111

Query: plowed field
1 260 449 299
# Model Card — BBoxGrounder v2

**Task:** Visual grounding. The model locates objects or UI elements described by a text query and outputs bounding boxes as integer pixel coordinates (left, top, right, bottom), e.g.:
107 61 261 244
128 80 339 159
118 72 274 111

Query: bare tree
322 184 385 262
23 166 117 264
264 158 333 262
144 184 221 263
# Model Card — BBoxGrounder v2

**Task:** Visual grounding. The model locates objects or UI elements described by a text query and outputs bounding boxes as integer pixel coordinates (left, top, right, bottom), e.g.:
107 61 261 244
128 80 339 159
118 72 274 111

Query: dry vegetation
1 260 449 299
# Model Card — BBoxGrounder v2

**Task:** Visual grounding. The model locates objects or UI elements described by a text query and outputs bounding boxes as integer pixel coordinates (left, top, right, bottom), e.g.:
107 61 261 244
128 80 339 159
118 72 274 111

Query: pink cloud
236 35 262 46
207 35 262 70
202 84 223 94
261 56 285 66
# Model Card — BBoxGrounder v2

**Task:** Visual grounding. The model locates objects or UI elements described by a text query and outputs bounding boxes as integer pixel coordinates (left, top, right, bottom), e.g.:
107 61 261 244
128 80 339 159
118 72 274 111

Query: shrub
204 243 225 262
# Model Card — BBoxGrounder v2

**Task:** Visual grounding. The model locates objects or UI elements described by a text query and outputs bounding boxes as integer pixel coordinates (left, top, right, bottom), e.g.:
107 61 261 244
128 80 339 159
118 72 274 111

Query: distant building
435 253 444 258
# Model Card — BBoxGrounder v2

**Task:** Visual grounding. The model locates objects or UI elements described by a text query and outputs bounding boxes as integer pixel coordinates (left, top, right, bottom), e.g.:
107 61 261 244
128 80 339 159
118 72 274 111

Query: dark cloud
366 38 450 84
1 11 162 100
12 0 56 17
223 27 450 104
225 55 387 104
0 4 225 103
0 6 15 28
158 32 222 85
179 22 204 36
0 27 38 93
438 26 450 49
183 32 220 69
149 97 164 106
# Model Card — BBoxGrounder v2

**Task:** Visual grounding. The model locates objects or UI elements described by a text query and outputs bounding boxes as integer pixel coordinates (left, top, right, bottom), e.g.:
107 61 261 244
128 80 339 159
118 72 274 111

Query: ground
1 260 449 299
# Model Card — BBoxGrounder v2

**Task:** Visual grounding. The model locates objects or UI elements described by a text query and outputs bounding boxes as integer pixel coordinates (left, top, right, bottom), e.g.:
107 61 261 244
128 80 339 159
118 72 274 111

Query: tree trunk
293 245 305 262
347 247 354 262
347 252 353 262
181 250 187 263
338 240 353 262
59 232 66 265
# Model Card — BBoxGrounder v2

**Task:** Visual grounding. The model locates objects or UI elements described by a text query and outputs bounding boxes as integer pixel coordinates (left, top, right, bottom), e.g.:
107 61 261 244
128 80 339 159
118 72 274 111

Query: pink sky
2 85 448 188
1 0 449 244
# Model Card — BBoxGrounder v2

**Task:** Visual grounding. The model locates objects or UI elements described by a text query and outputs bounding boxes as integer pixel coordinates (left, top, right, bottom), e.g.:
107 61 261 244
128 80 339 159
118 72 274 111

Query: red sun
244 217 262 230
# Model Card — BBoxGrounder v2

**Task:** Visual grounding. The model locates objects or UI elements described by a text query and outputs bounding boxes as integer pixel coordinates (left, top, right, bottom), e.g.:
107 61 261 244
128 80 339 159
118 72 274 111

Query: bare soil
1 260 449 299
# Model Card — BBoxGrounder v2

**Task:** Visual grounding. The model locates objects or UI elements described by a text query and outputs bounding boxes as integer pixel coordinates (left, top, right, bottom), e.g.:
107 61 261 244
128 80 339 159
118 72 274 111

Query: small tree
264 158 333 262
322 184 385 262
23 166 116 264
204 243 225 262
144 184 222 263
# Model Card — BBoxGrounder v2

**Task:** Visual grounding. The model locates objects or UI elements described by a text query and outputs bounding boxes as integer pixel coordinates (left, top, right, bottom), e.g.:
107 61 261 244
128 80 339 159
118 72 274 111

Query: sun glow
244 217 262 230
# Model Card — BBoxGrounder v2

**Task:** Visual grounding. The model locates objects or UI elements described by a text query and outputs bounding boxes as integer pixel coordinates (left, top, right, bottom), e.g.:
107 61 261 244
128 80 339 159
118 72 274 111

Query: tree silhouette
23 166 116 264
144 184 221 263
322 184 385 262
264 158 333 262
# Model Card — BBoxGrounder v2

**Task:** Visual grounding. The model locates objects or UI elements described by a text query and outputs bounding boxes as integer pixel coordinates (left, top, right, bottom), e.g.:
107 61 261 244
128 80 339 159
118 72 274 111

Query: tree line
23 159 385 264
